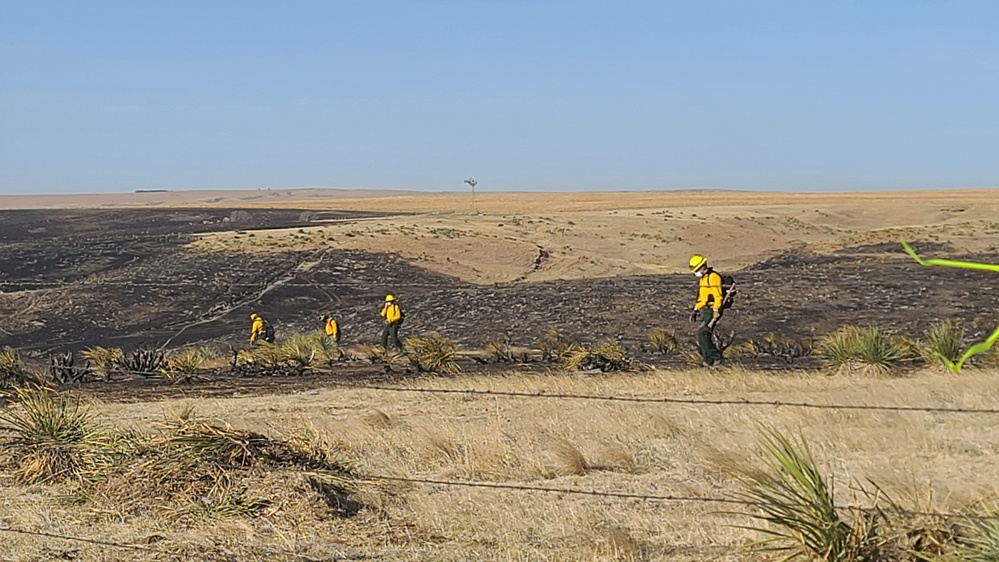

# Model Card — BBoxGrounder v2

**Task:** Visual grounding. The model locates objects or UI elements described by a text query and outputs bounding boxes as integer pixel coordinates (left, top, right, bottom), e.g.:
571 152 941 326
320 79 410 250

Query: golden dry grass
189 188 999 284
3 367 999 561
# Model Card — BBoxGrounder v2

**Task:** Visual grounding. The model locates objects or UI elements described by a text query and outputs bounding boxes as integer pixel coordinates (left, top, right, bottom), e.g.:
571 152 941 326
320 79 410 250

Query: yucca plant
121 348 167 377
0 387 106 484
648 327 678 355
918 319 965 369
817 326 910 376
81 346 123 381
165 347 208 384
49 352 86 384
281 333 319 373
732 428 885 561
305 331 341 365
405 332 461 375
953 516 999 561
250 342 288 371
1 347 45 389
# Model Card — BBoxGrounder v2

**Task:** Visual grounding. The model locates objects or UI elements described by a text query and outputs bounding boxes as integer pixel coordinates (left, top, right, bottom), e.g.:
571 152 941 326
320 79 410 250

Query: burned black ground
3 210 999 389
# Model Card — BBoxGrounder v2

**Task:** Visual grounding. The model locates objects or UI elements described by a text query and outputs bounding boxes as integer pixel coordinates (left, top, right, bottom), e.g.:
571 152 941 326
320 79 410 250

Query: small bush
918 319 965 368
540 327 574 362
562 340 631 372
405 332 461 375
648 327 677 355
81 346 123 381
281 333 319 373
1 347 45 389
817 326 910 375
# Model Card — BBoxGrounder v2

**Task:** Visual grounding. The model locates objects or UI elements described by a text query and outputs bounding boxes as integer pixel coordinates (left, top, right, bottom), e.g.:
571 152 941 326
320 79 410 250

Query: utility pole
464 177 479 215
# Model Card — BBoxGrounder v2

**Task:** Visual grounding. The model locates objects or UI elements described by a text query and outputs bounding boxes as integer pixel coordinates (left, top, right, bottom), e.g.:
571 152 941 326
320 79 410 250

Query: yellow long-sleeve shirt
325 317 340 340
250 318 265 343
380 303 402 324
694 270 724 311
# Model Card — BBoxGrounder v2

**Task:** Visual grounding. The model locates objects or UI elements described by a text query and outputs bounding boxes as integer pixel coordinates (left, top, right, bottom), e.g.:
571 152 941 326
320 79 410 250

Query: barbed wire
358 473 999 521
0 526 174 556
24 363 999 417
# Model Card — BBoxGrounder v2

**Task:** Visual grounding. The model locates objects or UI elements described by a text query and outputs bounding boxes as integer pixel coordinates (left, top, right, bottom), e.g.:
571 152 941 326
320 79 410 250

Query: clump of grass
816 325 911 375
305 330 341 364
281 333 318 373
730 428 886 561
918 319 965 369
81 346 123 381
483 335 514 362
166 347 208 383
249 342 287 371
648 327 677 355
405 332 461 375
737 333 814 364
1 347 45 389
545 438 588 477
540 326 574 362
0 387 107 484
563 340 631 372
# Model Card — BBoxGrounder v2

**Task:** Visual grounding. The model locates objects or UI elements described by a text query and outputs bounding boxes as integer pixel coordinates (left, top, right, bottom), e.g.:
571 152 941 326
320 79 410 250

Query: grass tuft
648 327 677 355
1 346 46 389
0 387 107 484
817 325 911 375
919 319 965 369
81 346 123 381
405 332 461 375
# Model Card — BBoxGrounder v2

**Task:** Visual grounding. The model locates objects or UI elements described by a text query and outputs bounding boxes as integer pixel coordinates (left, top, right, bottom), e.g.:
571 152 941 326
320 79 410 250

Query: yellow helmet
688 255 708 271
250 313 260 320
384 294 395 302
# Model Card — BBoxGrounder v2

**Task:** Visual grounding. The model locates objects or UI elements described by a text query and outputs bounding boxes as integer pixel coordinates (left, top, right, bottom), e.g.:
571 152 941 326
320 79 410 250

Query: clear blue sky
1 1 997 194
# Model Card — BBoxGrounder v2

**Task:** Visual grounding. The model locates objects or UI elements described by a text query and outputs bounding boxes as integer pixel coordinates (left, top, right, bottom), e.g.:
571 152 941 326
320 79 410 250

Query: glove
689 309 699 322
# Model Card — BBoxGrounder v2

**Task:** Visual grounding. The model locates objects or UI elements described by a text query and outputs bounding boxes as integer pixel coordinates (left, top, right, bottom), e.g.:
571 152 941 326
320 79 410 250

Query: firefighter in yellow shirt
249 312 274 345
688 255 724 366
379 294 405 350
321 313 345 360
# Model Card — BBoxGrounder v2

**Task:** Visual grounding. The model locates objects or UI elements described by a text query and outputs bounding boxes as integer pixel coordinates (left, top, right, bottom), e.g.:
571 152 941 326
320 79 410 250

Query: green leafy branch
902 239 999 372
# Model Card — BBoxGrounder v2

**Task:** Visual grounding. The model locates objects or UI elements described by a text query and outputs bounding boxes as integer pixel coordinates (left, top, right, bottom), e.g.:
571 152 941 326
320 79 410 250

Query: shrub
281 333 319 373
405 332 461 375
81 346 123 381
918 319 965 368
648 327 677 355
817 326 910 375
954 515 999 561
540 327 574 362
1 347 45 389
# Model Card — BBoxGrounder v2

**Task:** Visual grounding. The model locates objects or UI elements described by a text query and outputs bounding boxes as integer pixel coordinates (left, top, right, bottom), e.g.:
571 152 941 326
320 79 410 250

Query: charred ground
2 209 998 374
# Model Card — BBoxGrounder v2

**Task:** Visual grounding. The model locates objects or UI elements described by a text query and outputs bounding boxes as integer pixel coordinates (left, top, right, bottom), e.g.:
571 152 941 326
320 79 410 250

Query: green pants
697 308 723 366
381 322 403 350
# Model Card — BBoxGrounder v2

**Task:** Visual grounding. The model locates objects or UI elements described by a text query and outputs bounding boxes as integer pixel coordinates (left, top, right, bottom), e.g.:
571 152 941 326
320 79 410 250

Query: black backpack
262 321 276 343
719 274 737 310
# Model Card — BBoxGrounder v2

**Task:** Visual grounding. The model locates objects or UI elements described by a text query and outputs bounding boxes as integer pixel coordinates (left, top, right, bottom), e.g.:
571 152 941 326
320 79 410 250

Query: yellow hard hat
385 294 395 302
688 255 708 271
250 312 260 320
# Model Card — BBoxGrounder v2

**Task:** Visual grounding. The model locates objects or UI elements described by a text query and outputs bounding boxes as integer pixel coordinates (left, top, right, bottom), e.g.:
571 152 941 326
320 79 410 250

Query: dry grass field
3 188 999 561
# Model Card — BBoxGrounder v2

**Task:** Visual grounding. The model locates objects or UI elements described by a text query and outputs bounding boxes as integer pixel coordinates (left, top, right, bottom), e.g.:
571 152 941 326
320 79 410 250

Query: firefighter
249 312 275 345
688 255 724 366
379 294 405 351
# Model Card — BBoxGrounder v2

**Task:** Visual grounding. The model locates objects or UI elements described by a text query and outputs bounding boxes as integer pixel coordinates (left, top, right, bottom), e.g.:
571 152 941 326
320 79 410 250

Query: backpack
719 274 737 310
262 321 276 343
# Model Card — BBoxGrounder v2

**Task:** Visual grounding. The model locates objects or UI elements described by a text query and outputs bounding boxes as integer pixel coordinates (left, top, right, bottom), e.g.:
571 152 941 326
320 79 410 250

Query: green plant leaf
902 239 999 372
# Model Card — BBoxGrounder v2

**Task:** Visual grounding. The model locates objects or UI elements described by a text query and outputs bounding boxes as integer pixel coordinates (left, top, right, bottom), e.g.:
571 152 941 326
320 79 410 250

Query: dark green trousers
381 323 403 350
697 308 723 366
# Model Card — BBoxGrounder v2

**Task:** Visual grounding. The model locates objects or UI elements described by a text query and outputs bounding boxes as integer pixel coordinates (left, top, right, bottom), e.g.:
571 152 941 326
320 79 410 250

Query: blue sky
1 1 997 194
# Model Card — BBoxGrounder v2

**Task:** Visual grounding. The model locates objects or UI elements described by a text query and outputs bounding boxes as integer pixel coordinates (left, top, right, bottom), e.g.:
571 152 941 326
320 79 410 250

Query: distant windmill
464 177 479 214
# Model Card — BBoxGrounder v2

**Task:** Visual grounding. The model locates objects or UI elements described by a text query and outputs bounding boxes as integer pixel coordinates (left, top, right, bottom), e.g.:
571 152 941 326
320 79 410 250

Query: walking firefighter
379 294 405 351
688 255 735 367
